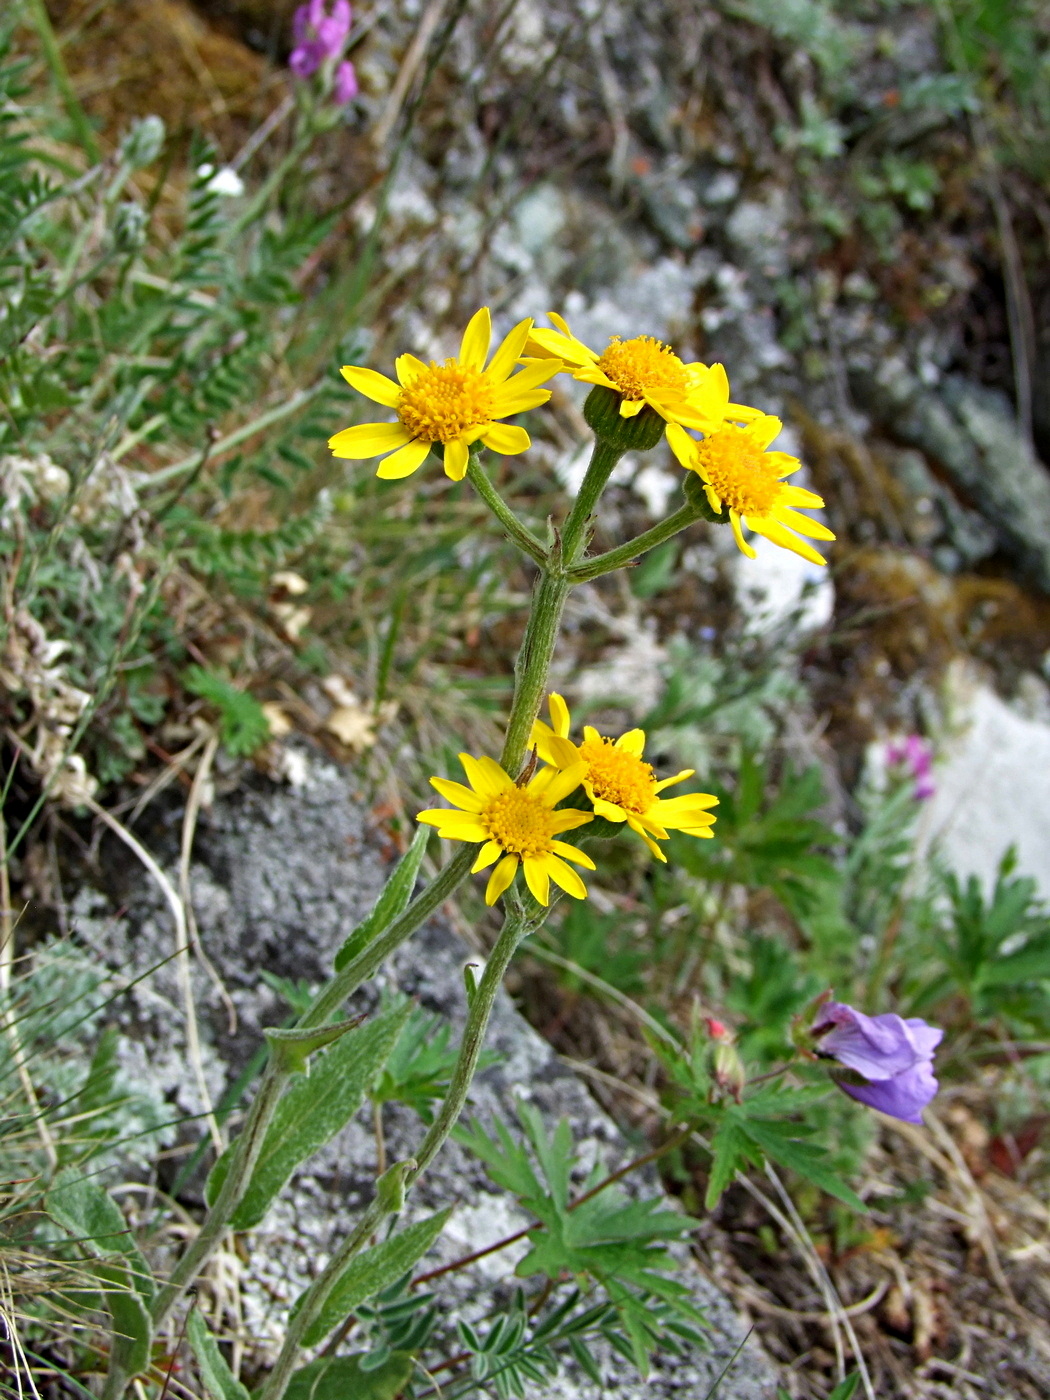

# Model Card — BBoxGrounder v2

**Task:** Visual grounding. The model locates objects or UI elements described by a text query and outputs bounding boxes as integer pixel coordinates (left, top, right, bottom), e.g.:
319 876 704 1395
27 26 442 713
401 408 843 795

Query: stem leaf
292 1208 452 1349
187 1309 252 1400
206 1001 411 1230
334 826 430 971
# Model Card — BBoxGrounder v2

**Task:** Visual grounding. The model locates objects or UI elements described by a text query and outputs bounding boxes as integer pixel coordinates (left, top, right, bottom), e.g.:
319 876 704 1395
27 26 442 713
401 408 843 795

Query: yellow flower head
667 416 835 566
530 695 717 862
329 308 560 483
524 312 762 433
416 752 595 906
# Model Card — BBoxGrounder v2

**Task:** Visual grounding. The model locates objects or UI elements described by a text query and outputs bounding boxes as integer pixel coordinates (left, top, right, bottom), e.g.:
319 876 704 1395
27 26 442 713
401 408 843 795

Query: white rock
920 662 1050 895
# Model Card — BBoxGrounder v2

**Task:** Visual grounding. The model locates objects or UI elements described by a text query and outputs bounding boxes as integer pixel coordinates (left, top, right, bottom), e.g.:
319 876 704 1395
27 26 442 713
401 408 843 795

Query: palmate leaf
206 1001 410 1229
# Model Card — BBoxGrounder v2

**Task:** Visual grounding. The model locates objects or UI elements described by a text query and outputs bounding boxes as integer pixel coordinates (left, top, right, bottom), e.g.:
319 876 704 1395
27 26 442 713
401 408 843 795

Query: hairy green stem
568 502 704 581
500 569 569 778
559 438 624 563
466 457 548 566
258 904 535 1400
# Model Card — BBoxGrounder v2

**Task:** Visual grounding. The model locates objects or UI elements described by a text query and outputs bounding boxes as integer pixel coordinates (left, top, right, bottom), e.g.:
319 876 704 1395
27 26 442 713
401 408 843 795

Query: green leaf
47 1171 154 1302
334 826 430 970
827 1375 862 1400
187 1309 251 1400
738 1116 865 1211
263 1013 367 1075
206 1002 410 1229
293 1209 452 1348
284 1353 413 1400
704 1120 753 1210
98 1264 153 1378
184 666 271 756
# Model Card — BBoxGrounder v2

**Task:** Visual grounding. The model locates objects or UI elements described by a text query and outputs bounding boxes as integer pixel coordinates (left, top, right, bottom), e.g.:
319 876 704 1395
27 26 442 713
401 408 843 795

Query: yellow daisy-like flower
530 695 718 862
666 416 835 566
416 753 595 906
328 308 560 483
524 312 761 433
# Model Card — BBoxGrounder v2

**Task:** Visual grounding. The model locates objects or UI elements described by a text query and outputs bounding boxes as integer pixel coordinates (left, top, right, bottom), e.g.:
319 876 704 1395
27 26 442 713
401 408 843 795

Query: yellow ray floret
416 752 595 906
529 695 717 862
329 308 561 483
523 312 762 434
666 416 836 567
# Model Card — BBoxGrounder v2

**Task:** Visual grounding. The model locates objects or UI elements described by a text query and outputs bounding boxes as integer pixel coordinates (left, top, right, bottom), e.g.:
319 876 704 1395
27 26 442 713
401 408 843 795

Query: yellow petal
472 840 503 872
493 360 562 400
582 725 601 745
550 808 594 833
528 325 595 367
328 423 411 459
459 307 492 370
548 693 571 737
705 484 723 515
395 353 428 387
619 397 645 417
592 797 626 822
489 389 551 416
485 855 518 904
654 768 694 792
772 506 836 541
779 483 825 508
479 423 530 456
461 753 512 797
551 841 595 870
548 312 573 337
523 857 550 906
746 516 827 566
443 438 469 481
340 366 402 407
418 810 489 839
535 761 587 807
665 423 697 471
429 776 485 811
546 735 580 769
543 854 587 899
614 729 646 757
750 414 783 451
485 318 534 383
376 438 431 479
730 509 757 559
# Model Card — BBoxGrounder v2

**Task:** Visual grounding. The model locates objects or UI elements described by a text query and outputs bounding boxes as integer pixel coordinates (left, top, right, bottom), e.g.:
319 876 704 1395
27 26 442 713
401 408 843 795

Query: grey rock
77 754 778 1398
852 362 1050 591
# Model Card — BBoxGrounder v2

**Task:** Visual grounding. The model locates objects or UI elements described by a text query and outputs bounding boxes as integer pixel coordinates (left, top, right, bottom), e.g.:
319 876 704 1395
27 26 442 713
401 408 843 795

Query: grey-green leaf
334 826 429 970
293 1208 452 1348
285 1352 413 1400
187 1309 252 1400
98 1264 153 1377
264 1012 367 1075
47 1170 154 1302
206 1001 411 1230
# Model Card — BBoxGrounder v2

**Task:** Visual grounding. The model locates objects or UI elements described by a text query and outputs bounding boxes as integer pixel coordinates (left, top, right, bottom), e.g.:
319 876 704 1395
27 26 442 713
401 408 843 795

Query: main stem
258 906 535 1400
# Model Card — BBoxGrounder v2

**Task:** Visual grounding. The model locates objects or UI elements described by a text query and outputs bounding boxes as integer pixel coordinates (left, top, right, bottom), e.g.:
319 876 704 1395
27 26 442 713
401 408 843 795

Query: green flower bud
120 116 165 170
583 386 666 452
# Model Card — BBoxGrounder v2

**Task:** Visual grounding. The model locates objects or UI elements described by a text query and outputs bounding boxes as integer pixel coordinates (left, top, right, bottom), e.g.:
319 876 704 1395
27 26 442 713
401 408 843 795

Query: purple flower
886 734 935 801
812 1001 942 1124
290 0 352 79
332 59 358 104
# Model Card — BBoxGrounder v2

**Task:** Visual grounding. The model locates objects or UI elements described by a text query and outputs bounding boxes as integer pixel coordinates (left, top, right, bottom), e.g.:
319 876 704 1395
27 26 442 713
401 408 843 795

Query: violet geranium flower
290 0 352 80
812 1001 942 1124
886 734 935 801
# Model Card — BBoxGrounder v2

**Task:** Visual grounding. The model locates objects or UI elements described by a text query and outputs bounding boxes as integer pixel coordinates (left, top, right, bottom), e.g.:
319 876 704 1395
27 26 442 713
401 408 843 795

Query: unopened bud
712 1040 746 1102
705 1017 729 1040
583 385 666 452
120 115 165 170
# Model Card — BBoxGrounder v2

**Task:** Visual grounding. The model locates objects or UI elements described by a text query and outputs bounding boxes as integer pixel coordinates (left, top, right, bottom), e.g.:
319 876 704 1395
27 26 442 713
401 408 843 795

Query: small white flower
205 166 244 197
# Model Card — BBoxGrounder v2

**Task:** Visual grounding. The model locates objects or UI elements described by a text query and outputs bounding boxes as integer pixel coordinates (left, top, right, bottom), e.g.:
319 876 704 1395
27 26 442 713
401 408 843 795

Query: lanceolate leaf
334 826 430 970
285 1352 413 1400
292 1208 452 1348
187 1309 252 1400
206 1001 410 1230
47 1171 154 1302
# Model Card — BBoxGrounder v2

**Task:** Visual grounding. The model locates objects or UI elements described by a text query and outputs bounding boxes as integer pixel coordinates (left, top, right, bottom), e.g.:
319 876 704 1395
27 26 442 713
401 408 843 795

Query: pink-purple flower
887 734 935 801
812 1001 942 1124
289 0 357 103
